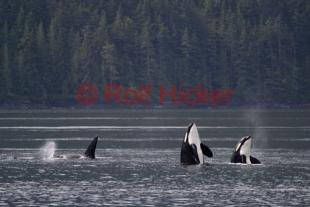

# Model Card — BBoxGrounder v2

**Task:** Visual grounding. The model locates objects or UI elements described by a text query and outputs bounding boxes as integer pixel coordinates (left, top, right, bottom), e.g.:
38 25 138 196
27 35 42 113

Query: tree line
0 0 309 107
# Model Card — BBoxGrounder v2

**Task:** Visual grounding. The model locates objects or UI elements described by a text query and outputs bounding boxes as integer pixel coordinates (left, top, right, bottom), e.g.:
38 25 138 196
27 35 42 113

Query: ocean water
0 109 309 206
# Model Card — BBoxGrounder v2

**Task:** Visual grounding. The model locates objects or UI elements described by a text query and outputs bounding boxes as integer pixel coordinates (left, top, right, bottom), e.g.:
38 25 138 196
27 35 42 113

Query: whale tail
84 136 98 159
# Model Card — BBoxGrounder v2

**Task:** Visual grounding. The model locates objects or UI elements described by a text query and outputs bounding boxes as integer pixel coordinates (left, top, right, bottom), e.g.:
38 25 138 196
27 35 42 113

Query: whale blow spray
40 141 56 159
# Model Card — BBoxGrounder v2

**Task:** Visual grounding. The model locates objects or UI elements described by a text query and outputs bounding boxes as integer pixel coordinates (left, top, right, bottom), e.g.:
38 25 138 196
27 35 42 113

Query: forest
0 0 309 107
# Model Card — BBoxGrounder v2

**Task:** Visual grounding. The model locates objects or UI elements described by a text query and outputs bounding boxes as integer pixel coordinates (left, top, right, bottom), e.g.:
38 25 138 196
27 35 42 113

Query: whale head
235 136 252 156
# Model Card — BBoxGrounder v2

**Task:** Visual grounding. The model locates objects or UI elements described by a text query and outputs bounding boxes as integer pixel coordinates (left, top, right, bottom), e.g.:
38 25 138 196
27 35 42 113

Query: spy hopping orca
180 123 213 165
230 136 261 164
53 136 98 159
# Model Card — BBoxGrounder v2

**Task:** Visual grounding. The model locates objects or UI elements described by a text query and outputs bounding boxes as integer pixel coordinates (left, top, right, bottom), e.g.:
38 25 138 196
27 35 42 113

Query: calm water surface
0 109 309 206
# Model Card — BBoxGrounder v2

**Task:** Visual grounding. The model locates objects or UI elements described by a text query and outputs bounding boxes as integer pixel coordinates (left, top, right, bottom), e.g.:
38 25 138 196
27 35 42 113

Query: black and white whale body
230 136 261 164
180 123 213 165
53 136 98 159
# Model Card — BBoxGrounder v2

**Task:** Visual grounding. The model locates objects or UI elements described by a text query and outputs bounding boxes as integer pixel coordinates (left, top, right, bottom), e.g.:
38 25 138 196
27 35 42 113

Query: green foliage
0 0 309 106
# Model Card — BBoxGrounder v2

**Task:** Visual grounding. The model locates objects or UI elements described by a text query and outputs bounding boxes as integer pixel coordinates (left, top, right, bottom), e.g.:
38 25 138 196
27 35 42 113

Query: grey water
0 109 309 206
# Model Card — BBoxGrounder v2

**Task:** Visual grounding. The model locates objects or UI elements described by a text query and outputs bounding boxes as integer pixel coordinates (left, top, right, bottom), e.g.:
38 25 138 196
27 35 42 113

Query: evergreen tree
101 39 118 83
18 21 44 102
35 22 48 100
1 21 11 96
140 20 156 83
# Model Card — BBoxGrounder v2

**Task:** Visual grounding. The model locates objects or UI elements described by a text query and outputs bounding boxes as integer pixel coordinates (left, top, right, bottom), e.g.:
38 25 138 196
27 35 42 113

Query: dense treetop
0 0 309 107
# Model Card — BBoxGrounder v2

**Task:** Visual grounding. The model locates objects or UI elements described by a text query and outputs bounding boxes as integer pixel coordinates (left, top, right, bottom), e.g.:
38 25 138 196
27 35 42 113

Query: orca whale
180 123 213 165
230 136 261 164
53 136 98 159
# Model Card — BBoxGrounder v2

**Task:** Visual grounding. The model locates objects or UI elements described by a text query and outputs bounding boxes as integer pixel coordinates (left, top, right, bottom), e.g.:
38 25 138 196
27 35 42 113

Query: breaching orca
230 136 261 164
53 136 98 159
180 123 213 165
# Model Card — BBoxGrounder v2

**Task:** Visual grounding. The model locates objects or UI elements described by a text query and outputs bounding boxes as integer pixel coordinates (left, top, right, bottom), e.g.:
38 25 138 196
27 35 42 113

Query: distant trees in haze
0 0 309 106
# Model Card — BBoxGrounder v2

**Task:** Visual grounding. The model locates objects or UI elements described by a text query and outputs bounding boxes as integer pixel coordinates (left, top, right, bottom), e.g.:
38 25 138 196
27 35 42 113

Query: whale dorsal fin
84 136 98 159
200 143 213 157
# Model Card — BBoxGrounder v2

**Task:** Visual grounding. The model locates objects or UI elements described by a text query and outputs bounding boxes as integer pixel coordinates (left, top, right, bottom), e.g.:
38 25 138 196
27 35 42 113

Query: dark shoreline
0 103 309 111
